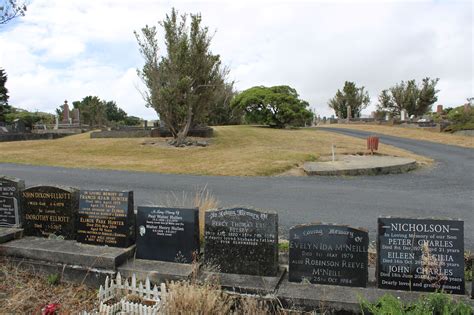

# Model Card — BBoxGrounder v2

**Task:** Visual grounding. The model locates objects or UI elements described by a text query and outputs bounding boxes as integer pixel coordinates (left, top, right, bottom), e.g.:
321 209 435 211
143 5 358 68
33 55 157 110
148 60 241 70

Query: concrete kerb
303 155 417 176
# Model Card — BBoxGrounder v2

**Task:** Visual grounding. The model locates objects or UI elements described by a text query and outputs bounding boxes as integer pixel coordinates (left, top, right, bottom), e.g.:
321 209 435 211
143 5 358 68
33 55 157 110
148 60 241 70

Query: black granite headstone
204 207 278 276
289 224 369 287
77 190 135 248
22 186 79 239
377 217 464 295
136 206 199 263
0 175 25 227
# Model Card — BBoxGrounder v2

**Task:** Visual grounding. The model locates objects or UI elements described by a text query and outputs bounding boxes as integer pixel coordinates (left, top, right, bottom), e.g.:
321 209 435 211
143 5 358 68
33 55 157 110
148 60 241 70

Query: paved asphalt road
1 128 473 248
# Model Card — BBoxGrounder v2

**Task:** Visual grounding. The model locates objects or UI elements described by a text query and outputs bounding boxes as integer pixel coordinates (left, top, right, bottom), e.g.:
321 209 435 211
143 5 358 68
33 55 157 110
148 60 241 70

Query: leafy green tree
328 81 370 118
206 81 241 126
104 101 127 122
5 108 55 128
135 8 227 145
231 85 313 128
0 0 27 25
123 116 141 126
378 78 439 116
0 68 11 122
72 96 107 127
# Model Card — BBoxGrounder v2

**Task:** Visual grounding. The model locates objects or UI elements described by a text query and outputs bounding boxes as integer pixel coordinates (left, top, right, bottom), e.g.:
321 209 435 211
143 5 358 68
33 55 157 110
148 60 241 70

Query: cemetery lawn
322 124 474 148
0 125 431 176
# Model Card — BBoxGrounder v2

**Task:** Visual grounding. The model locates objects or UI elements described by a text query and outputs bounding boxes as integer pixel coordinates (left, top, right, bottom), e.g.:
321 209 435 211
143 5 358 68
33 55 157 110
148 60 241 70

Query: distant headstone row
0 175 466 295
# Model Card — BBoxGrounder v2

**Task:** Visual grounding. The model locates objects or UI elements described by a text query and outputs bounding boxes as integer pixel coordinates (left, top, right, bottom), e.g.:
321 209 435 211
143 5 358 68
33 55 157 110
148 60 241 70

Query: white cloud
0 0 471 119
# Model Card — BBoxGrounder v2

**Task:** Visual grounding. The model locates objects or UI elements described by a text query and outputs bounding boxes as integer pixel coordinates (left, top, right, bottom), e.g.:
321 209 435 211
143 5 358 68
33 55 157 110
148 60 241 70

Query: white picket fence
81 273 166 315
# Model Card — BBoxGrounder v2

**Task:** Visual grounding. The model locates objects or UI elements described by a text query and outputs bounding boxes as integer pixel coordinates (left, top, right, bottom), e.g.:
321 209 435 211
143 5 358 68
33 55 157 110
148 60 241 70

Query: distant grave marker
204 207 278 276
0 175 25 228
22 186 79 239
289 224 369 287
136 206 199 263
77 190 135 248
377 217 464 294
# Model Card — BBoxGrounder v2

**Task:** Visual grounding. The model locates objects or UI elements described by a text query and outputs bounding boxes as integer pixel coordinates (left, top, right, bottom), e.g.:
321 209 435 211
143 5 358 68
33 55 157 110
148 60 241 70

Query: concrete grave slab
0 227 23 244
118 258 195 284
0 236 135 270
304 155 417 176
199 267 286 294
276 273 473 313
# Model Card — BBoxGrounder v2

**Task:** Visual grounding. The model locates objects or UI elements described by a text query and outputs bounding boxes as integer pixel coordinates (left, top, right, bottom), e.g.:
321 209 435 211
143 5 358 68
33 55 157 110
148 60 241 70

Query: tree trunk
175 105 193 146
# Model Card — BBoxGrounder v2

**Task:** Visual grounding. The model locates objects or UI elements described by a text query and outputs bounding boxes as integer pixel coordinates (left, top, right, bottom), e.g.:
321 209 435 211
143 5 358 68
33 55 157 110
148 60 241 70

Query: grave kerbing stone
22 185 79 239
289 223 369 287
136 206 199 263
204 207 278 276
77 190 135 248
377 217 465 295
0 175 25 228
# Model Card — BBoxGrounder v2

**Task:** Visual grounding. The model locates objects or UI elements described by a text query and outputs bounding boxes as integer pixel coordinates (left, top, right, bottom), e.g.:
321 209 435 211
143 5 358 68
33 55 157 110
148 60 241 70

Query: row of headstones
0 175 466 295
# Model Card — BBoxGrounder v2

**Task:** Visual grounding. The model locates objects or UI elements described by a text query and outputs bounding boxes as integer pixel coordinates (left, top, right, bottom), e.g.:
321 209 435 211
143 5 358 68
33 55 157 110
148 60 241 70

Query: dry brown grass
0 259 97 314
162 280 293 315
193 185 219 242
322 124 474 148
0 125 431 176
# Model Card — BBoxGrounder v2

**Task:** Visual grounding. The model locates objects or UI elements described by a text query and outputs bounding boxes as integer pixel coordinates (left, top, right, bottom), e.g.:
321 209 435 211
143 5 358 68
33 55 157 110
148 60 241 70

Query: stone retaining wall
90 130 151 138
0 133 70 142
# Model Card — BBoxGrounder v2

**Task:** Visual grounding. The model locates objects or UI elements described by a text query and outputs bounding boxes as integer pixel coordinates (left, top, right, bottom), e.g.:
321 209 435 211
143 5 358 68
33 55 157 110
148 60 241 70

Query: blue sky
0 0 472 119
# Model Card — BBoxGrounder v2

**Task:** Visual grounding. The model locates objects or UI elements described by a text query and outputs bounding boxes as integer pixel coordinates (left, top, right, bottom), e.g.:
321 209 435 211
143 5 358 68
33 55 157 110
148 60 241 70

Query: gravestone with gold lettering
0 175 25 227
22 186 79 239
77 190 134 248
136 206 199 263
289 224 369 287
204 207 278 276
377 217 464 295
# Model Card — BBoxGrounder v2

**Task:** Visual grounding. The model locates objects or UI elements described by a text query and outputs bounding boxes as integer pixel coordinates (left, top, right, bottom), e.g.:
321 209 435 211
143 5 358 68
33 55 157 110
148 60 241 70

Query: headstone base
277 274 473 313
2 257 114 287
0 237 135 269
0 227 23 244
118 258 196 284
199 267 286 294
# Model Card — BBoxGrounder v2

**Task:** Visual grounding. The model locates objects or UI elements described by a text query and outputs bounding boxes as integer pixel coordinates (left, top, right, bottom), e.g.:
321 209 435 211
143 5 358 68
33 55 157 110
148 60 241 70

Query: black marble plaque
0 175 25 227
377 217 465 295
22 186 79 239
289 224 369 287
77 190 135 248
136 206 199 263
204 207 278 276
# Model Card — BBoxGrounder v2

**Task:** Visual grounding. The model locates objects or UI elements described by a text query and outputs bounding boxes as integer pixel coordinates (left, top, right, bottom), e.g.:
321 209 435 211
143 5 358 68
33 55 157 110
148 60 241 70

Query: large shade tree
135 8 227 146
231 85 313 128
328 81 370 118
378 78 439 116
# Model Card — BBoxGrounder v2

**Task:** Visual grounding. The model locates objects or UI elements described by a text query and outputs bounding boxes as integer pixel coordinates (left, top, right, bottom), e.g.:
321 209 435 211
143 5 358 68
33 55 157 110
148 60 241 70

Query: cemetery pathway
1 130 473 249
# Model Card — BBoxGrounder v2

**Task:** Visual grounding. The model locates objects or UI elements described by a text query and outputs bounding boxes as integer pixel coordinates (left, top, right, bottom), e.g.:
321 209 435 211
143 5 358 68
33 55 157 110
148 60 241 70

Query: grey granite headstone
377 217 465 295
204 207 278 276
0 175 25 227
289 223 369 287
22 185 79 239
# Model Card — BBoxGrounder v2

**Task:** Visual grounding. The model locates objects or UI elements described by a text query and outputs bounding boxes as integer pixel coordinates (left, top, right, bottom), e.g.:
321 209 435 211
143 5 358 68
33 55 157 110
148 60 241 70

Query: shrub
360 292 472 315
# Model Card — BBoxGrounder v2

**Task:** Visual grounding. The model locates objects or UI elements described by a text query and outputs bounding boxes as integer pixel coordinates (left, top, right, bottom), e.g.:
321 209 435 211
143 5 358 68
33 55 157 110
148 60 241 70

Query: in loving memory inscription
136 206 199 263
77 190 135 248
289 224 368 287
204 208 278 276
377 217 464 295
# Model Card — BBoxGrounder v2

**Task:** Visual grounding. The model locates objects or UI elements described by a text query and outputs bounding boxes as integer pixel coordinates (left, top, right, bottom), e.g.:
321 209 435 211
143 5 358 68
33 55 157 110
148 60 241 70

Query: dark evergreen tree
0 68 11 122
